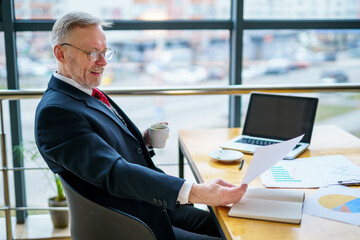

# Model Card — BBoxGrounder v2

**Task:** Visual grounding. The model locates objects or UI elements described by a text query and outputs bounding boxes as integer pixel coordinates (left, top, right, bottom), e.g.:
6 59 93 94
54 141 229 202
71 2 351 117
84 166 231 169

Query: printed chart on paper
260 155 360 188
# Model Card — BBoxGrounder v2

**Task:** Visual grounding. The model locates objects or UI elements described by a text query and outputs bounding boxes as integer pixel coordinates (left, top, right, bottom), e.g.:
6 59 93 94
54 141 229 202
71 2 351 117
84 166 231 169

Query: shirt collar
53 70 92 96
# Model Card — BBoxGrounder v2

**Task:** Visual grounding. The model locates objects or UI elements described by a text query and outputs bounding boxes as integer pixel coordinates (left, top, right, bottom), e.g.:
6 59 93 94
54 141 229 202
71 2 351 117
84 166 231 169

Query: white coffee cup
149 124 169 149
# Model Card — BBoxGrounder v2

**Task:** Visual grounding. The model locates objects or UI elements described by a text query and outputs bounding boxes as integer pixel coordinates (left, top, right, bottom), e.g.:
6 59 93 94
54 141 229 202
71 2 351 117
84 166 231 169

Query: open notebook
228 188 305 224
221 92 318 159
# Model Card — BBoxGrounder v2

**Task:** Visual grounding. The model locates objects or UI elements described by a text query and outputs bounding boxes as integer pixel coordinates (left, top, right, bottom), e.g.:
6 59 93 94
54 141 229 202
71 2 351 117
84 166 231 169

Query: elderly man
35 11 247 240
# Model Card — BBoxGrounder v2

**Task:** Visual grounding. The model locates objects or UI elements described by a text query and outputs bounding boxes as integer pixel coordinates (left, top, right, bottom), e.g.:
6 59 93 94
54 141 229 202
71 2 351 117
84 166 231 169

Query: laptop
221 92 318 159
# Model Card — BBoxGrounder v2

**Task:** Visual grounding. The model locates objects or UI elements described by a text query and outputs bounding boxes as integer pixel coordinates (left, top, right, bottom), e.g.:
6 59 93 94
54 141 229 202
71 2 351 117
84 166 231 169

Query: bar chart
270 166 302 183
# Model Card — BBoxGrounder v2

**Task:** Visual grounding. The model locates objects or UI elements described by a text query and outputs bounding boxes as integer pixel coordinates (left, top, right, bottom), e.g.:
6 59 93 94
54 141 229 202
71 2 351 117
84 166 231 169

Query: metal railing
0 83 360 99
1 83 360 240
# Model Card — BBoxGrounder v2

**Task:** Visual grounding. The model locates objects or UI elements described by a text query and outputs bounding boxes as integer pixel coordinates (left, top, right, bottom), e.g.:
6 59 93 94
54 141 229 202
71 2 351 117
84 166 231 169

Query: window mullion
2 0 27 224
229 0 244 128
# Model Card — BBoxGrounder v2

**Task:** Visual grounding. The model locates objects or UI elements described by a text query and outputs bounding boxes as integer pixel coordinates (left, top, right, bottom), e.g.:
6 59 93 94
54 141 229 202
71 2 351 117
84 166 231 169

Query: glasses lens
88 49 115 62
89 52 98 62
104 49 115 61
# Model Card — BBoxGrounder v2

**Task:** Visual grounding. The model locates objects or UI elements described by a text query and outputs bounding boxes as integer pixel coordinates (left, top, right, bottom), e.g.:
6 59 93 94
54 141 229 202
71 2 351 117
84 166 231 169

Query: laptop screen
242 93 318 143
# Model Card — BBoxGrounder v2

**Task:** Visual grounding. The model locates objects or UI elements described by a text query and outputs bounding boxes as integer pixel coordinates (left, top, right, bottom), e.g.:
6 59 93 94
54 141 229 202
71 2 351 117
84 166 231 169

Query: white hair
50 11 112 48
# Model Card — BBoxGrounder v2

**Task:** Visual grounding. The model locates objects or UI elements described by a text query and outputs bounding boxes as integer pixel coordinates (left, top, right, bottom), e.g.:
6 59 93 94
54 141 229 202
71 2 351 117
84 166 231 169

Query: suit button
163 201 168 207
153 198 157 204
137 148 143 154
161 209 167 216
158 200 162 205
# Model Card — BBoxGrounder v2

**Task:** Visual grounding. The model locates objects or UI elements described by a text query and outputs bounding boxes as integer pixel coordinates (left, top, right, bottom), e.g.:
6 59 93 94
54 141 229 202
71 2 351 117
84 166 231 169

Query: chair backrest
59 176 156 240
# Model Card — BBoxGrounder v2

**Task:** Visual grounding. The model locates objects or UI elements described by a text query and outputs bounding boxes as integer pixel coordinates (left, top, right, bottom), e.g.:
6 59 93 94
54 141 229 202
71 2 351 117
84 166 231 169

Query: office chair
59 176 157 240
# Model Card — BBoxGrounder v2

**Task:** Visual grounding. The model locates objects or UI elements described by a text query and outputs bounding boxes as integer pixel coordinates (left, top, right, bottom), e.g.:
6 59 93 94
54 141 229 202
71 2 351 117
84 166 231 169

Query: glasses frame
60 43 116 62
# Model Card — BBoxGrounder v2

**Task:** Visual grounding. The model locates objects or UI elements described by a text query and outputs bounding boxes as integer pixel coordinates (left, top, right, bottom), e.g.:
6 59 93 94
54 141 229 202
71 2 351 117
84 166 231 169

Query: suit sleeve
35 105 184 210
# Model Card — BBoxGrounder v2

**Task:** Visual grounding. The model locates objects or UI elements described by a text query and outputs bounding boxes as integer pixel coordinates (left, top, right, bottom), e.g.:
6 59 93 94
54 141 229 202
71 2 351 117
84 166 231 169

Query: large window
15 0 360 21
243 30 360 84
16 32 55 88
244 0 360 19
106 30 229 87
14 0 232 20
17 30 229 88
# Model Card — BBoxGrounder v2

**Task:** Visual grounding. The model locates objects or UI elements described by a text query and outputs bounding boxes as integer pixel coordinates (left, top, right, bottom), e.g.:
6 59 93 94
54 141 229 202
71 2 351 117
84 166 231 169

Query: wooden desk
178 125 360 240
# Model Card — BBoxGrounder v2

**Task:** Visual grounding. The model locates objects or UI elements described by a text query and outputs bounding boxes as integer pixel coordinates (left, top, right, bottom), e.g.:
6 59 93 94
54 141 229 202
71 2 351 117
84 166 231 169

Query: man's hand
188 179 248 206
142 122 168 147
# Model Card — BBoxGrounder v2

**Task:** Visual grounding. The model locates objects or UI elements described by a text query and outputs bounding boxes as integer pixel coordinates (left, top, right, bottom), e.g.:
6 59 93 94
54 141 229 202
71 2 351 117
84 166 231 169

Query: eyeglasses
60 43 116 62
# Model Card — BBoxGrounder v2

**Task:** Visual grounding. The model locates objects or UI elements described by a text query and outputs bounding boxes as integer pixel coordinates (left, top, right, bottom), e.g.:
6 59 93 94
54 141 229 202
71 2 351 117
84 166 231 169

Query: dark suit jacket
35 76 184 239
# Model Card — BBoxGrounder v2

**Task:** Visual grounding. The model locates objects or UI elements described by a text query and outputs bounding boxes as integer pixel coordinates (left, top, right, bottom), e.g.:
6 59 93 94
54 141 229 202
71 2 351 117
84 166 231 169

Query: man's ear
54 45 66 63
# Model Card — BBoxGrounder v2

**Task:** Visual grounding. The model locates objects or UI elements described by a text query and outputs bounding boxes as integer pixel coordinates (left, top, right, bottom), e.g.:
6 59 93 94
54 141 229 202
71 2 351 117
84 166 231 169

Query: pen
337 180 360 186
238 159 244 171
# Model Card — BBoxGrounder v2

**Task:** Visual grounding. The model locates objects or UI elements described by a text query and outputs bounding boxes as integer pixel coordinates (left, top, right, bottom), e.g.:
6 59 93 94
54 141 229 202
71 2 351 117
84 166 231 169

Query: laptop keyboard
236 137 301 149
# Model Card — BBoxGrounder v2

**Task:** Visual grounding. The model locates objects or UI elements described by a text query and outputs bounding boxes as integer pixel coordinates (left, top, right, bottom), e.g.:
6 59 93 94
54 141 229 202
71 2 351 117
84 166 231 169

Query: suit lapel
48 76 138 141
86 99 136 139
105 94 144 139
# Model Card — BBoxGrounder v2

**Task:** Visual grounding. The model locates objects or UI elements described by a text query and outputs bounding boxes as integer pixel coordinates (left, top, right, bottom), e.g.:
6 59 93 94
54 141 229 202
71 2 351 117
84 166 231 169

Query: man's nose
96 54 107 66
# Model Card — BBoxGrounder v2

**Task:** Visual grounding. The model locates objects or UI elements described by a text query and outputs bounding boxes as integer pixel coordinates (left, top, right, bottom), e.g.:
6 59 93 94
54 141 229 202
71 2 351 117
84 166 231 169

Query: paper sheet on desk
303 186 360 226
241 134 304 185
260 155 360 188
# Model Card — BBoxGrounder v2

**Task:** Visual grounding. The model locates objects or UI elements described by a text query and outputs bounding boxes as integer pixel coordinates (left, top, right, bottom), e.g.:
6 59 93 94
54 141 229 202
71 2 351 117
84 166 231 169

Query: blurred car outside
18 57 51 76
265 58 291 74
242 64 266 80
144 46 209 84
145 47 193 72
293 60 310 69
323 52 337 61
161 66 207 85
207 66 227 80
320 70 349 83
159 47 193 67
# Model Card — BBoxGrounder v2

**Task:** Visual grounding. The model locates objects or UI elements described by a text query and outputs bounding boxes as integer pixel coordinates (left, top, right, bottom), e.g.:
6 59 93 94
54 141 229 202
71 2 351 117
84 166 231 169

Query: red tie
92 88 111 107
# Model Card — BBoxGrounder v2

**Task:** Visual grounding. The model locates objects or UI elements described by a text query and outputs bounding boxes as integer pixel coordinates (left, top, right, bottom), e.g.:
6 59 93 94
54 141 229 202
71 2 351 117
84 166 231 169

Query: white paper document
241 134 303 185
260 155 360 188
303 186 360 226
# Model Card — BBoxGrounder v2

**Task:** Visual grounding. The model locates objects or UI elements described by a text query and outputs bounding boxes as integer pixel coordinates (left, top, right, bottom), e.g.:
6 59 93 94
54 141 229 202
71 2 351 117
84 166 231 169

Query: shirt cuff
177 180 193 204
146 145 155 157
